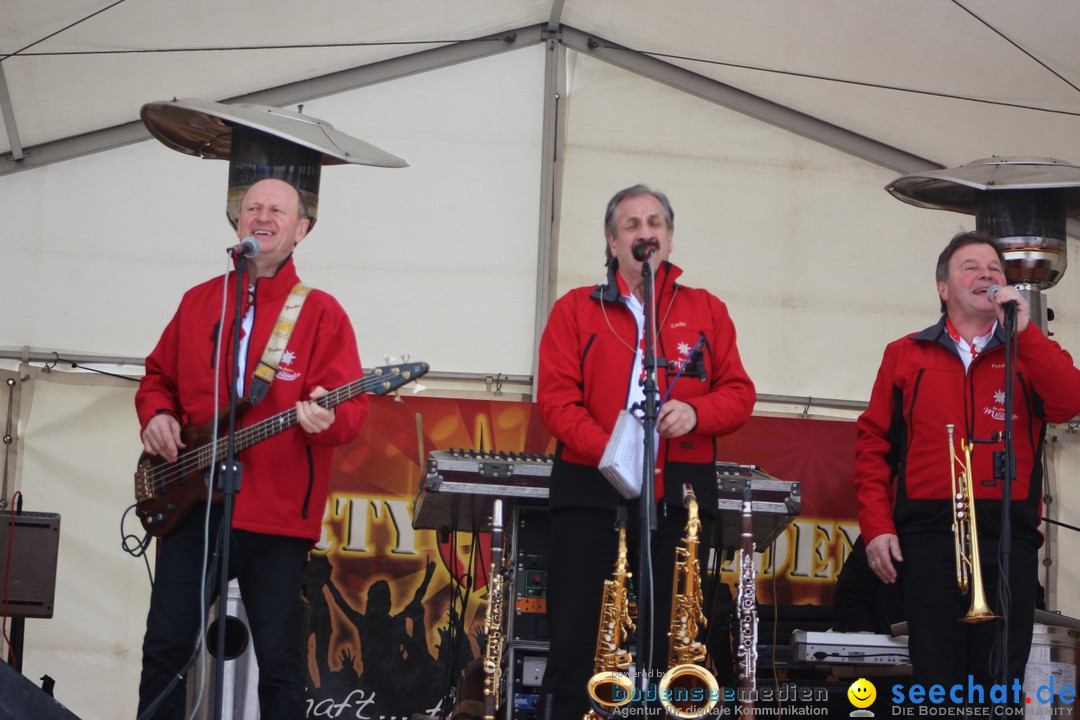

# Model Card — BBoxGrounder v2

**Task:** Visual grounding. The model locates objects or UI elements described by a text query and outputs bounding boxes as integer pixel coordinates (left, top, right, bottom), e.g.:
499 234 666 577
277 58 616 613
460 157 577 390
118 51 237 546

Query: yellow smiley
847 677 876 709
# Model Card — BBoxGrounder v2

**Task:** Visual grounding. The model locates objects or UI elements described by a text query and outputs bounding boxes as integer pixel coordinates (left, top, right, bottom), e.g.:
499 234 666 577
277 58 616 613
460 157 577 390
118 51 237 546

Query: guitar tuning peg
412 382 426 395
402 353 410 363
384 354 396 365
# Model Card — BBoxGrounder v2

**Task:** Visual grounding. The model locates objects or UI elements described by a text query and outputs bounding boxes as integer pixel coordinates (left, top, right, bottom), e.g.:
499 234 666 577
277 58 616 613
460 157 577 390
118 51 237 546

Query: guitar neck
186 372 403 474
230 375 378 454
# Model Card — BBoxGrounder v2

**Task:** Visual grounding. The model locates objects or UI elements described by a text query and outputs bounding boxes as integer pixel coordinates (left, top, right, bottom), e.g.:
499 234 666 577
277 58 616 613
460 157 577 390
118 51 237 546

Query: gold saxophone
584 517 636 719
947 424 999 623
658 485 719 719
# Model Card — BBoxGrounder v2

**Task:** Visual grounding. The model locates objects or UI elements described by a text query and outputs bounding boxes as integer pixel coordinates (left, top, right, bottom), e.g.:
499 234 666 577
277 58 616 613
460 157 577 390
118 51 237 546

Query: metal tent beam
0 25 546 176
531 24 566 395
0 62 24 161
560 26 942 176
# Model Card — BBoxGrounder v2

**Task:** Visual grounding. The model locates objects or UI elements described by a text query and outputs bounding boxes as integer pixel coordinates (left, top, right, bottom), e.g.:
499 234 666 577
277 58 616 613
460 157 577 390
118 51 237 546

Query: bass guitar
134 361 428 537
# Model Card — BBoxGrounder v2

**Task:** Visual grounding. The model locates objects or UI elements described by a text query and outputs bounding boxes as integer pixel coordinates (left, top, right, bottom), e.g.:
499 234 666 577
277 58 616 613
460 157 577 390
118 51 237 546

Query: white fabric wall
3 368 146 720
1 45 547 377
555 52 1080 401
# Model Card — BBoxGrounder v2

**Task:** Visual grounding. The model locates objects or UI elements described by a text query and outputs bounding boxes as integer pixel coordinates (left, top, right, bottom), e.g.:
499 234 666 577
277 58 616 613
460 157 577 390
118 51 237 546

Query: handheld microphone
988 284 1018 315
632 244 655 262
228 237 260 258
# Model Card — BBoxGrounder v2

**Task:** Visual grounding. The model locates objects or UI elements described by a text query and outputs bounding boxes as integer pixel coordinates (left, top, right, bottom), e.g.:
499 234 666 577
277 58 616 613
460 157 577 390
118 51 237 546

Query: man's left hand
990 284 1030 334
297 386 335 434
657 399 697 438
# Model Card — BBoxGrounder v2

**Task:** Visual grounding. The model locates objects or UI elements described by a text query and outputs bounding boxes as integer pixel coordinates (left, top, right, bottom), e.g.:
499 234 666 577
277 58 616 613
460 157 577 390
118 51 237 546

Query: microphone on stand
632 244 655 262
227 237 260 258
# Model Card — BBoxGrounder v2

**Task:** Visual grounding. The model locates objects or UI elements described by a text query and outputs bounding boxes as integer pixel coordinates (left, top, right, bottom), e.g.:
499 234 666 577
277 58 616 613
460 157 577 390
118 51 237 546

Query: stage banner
304 395 858 718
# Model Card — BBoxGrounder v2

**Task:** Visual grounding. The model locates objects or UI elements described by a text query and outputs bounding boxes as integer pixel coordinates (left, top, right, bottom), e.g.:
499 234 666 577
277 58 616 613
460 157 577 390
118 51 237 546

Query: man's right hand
866 533 903 584
141 414 185 464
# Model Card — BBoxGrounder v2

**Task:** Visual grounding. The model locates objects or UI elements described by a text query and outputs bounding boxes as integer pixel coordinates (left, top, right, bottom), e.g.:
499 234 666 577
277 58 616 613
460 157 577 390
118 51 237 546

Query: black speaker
0 662 81 720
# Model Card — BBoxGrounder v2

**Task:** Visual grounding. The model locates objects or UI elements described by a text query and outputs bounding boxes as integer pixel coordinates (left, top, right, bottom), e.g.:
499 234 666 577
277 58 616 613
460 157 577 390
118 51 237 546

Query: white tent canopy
2 3 1080 718
3 1 1080 170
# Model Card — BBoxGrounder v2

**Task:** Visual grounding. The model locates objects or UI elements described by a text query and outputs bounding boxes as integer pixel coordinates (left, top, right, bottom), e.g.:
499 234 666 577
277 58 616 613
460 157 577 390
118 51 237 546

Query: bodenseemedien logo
848 677 876 717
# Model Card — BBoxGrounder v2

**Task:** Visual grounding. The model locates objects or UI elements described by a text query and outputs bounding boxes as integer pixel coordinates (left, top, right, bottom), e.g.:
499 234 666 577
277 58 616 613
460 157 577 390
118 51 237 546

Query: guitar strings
141 370 416 493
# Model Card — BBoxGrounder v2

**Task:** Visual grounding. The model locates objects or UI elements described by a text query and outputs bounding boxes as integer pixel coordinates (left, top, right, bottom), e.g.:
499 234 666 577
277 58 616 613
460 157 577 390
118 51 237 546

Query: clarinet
736 479 758 711
482 499 507 720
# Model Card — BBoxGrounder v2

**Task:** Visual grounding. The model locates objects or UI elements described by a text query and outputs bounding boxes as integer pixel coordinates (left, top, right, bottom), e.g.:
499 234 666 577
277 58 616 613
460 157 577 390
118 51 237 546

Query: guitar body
133 362 428 538
134 419 225 538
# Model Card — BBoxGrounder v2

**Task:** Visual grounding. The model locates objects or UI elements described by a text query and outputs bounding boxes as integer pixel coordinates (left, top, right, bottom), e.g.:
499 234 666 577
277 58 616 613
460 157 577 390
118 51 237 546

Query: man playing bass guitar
135 178 368 720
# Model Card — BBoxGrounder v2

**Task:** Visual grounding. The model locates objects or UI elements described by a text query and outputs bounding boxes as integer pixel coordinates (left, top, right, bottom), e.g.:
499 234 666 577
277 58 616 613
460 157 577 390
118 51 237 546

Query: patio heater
886 156 1080 332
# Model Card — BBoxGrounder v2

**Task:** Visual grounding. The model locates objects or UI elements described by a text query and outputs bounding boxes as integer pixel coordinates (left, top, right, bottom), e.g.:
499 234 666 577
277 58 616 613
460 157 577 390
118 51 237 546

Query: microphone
632 244 655 262
228 237 260 258
987 284 1017 305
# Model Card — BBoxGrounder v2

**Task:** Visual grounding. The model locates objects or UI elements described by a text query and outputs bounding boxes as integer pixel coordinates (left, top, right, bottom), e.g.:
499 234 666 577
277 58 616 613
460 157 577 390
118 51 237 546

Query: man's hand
866 533 903 584
141 414 185 464
297 386 335 434
989 284 1030 334
657 399 697 438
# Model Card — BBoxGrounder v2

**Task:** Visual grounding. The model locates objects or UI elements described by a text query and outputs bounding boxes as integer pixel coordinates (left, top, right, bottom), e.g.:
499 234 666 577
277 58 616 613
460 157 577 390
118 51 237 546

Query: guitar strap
247 282 311 406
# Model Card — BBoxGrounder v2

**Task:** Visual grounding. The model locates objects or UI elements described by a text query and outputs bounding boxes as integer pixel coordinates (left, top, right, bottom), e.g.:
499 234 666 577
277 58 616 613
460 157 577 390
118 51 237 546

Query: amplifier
505 642 548 720
790 629 910 669
0 511 61 618
508 506 550 644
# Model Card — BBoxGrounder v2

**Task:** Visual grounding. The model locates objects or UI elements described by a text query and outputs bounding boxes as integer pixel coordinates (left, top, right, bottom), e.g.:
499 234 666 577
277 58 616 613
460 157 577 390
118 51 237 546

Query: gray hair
603 184 675 265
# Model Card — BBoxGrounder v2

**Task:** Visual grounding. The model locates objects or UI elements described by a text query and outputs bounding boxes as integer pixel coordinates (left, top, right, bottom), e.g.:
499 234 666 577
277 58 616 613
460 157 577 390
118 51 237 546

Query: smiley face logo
847 677 876 709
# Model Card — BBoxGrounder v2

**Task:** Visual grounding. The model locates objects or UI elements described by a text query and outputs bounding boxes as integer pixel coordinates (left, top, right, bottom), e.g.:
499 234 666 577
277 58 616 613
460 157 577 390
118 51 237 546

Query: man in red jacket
135 178 367 719
855 230 1080 698
536 184 756 717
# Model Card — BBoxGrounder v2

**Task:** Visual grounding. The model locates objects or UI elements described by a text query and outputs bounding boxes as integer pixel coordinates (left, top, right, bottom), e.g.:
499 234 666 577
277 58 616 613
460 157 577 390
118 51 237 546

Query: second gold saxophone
658 485 719 719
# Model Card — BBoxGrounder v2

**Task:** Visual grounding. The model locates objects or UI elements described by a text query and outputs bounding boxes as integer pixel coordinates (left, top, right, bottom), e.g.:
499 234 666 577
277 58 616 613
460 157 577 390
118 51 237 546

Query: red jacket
136 257 367 541
537 262 755 510
854 316 1080 547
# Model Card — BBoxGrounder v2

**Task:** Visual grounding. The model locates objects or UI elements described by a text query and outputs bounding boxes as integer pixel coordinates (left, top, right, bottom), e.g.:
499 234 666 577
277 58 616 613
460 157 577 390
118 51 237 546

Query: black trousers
899 530 1038 704
137 505 310 720
538 503 715 719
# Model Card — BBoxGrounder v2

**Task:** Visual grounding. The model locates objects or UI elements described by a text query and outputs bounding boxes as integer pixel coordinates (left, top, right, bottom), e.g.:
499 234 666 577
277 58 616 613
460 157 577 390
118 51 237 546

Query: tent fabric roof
3 0 1080 174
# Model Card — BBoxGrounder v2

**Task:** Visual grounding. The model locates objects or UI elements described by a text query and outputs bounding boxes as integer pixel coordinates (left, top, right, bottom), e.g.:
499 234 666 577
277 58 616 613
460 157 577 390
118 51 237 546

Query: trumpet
946 424 999 623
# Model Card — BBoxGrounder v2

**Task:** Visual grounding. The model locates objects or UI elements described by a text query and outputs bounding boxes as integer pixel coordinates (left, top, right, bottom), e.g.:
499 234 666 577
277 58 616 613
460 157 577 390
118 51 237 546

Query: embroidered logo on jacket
982 388 1017 421
671 341 694 371
276 350 301 381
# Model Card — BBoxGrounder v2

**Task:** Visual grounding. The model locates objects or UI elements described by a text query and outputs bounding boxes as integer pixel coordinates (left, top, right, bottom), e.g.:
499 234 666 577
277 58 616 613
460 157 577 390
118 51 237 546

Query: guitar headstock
370 356 429 397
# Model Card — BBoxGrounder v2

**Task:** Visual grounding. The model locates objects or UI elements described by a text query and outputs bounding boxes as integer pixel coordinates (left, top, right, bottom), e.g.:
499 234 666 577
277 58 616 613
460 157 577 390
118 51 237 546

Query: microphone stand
996 299 1018 686
213 254 248 720
634 254 662 706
